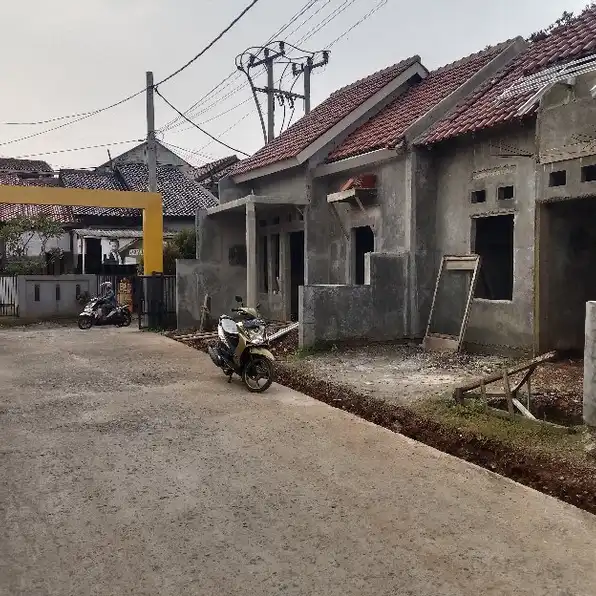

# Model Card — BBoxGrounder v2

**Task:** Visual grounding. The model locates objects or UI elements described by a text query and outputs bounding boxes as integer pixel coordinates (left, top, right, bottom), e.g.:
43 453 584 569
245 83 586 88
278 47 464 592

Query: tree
0 214 64 274
136 229 196 275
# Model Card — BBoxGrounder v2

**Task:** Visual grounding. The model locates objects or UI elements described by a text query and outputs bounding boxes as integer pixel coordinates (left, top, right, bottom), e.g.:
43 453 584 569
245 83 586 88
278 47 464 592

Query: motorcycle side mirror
235 295 243 303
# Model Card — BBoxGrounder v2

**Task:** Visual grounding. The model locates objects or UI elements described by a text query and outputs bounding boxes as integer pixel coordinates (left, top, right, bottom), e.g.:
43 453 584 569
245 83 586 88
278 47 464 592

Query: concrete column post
246 201 257 308
584 301 596 426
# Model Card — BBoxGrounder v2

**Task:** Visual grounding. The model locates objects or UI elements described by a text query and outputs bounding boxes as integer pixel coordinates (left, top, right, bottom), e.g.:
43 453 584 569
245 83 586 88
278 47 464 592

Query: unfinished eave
326 187 378 204
206 193 309 216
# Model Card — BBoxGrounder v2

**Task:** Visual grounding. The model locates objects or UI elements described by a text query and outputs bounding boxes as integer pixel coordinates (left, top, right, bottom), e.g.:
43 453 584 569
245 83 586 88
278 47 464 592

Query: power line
1 0 261 142
0 91 145 148
155 0 262 87
195 111 252 153
155 89 250 157
10 138 144 159
158 0 324 133
327 0 387 48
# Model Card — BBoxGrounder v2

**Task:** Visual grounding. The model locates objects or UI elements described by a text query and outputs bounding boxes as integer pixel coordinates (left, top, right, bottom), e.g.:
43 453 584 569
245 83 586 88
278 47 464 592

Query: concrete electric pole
146 71 157 193
238 43 329 143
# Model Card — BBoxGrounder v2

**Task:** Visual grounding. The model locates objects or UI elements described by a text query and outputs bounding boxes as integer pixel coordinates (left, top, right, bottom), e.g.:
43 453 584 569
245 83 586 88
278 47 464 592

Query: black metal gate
137 274 177 330
97 274 139 313
0 275 18 317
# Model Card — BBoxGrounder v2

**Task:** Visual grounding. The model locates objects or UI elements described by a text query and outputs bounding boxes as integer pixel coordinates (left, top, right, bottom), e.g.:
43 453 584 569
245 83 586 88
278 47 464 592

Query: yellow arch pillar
0 185 163 274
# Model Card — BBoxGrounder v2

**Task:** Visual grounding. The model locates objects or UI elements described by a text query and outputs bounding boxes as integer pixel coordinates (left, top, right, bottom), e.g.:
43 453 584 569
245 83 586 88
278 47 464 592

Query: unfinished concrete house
178 41 525 329
179 6 596 355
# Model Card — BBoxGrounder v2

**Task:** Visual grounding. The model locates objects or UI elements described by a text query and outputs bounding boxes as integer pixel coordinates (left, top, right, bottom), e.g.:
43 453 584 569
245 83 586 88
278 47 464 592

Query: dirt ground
296 342 584 423
298 343 513 404
4 325 596 595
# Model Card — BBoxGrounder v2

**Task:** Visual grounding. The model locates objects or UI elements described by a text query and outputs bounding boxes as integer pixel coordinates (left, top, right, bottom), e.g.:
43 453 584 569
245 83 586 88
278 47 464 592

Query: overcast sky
0 0 589 170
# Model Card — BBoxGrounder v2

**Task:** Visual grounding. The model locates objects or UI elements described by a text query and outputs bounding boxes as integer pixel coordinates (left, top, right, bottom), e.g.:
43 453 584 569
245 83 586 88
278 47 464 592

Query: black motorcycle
77 296 132 330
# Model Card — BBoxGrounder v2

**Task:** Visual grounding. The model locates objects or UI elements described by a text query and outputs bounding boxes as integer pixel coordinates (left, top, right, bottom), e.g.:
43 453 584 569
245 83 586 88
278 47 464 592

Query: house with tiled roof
60 144 217 274
185 5 596 354
0 158 76 274
1 144 217 275
412 4 596 354
185 37 525 331
194 155 239 198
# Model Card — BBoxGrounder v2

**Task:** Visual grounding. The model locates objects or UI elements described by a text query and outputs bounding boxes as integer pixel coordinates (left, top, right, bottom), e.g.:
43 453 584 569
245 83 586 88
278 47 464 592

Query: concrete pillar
584 301 596 426
246 201 257 307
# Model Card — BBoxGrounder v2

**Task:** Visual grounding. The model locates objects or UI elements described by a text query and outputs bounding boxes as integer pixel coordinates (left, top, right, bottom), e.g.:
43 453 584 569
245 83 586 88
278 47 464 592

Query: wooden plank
480 380 487 412
484 406 571 431
512 397 537 420
423 335 459 351
511 364 537 394
444 260 477 271
456 255 480 352
454 351 556 394
503 370 515 418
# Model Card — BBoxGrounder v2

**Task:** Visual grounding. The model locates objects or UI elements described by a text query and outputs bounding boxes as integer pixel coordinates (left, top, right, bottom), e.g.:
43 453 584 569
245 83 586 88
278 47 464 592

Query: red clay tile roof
194 155 239 182
0 157 52 173
419 6 596 145
231 55 421 176
327 43 512 162
0 203 74 223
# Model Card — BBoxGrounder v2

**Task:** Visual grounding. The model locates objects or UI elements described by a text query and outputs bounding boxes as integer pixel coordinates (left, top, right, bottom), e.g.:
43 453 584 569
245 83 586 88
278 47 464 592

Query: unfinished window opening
549 170 567 187
497 185 514 201
55 284 61 301
272 234 280 293
259 219 267 228
581 164 596 182
470 189 486 204
273 216 280 225
473 214 514 301
34 284 40 302
260 236 268 293
353 226 374 285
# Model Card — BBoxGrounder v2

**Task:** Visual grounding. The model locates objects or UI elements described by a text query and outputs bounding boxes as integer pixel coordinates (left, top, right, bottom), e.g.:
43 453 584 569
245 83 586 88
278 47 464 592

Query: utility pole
146 71 157 193
295 52 329 115
249 45 285 143
265 50 275 142
238 43 330 143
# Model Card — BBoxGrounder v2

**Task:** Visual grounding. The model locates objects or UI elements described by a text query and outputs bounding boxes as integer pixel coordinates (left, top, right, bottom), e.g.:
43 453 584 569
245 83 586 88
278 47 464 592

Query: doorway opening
538 197 596 354
289 231 304 321
353 225 374 285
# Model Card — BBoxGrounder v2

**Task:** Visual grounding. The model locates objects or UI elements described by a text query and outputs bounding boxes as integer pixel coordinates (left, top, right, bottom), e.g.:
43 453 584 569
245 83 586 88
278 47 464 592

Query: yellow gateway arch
0 184 163 274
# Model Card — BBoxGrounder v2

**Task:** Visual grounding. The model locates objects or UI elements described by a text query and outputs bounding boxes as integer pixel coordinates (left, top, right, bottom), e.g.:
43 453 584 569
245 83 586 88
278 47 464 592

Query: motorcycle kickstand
227 373 233 383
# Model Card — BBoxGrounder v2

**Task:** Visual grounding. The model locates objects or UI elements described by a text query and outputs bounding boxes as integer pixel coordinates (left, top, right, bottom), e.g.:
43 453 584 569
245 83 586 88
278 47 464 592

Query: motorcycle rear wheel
242 355 274 393
118 311 132 327
78 315 93 330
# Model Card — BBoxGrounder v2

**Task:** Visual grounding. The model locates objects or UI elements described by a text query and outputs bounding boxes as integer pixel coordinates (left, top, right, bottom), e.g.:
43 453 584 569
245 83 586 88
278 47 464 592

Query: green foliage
0 214 64 274
137 229 196 275
528 3 595 42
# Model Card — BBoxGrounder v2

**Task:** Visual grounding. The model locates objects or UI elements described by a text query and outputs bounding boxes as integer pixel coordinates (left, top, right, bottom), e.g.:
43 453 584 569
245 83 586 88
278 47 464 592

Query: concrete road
1 325 596 596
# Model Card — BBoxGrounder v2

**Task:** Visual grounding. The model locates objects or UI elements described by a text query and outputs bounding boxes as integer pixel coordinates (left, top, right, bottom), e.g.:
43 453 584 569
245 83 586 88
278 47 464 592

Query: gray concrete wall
17 274 95 319
538 71 596 165
299 251 409 347
177 209 247 330
433 125 537 350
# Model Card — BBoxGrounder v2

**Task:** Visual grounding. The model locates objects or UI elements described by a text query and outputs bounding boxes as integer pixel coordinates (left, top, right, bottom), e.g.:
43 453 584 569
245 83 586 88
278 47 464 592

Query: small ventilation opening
549 170 567 187
581 164 596 182
498 185 515 200
470 190 486 204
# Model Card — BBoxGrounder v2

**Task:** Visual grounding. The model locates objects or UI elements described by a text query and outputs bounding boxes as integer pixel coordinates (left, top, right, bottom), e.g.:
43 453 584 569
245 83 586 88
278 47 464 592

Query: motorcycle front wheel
242 355 274 393
78 315 93 330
